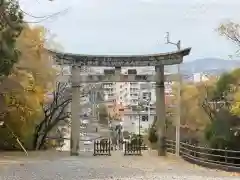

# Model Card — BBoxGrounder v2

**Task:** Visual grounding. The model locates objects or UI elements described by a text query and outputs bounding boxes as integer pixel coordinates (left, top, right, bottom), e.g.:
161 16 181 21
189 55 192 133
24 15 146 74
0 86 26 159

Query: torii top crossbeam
48 48 191 67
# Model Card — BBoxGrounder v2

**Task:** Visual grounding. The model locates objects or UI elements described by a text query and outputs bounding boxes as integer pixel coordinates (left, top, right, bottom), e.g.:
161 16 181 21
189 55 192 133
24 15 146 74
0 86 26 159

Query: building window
142 92 151 100
142 115 148 122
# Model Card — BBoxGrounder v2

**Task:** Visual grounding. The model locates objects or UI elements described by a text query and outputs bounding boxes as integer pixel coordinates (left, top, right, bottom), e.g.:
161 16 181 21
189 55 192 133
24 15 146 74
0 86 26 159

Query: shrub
148 127 158 143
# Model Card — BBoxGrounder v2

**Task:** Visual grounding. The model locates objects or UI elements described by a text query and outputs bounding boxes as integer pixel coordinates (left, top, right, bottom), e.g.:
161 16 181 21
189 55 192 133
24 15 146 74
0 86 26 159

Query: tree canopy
0 0 23 76
0 2 58 150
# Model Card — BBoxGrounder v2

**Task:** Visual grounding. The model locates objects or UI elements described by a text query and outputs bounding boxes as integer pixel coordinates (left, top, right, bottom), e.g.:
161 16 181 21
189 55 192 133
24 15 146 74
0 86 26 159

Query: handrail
165 139 240 172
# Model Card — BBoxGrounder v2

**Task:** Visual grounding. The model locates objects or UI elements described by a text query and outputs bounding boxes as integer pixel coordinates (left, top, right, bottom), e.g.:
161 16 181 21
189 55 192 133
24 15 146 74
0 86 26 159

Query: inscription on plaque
49 48 190 66
85 57 181 66
54 55 182 66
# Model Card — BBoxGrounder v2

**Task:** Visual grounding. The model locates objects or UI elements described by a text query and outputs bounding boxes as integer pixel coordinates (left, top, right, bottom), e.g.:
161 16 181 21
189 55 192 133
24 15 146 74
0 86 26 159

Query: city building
182 73 210 83
53 65 175 135
192 73 210 82
101 67 174 134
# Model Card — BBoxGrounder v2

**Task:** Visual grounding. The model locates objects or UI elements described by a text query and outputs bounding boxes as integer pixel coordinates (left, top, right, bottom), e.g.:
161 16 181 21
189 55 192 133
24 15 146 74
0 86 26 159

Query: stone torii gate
49 48 191 156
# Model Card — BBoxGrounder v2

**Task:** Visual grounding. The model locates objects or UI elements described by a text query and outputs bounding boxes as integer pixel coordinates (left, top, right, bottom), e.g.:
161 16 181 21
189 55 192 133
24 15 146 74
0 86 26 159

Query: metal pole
165 32 181 156
138 113 141 136
176 41 181 157
94 89 97 117
93 90 95 117
148 100 151 123
92 88 96 117
137 97 142 137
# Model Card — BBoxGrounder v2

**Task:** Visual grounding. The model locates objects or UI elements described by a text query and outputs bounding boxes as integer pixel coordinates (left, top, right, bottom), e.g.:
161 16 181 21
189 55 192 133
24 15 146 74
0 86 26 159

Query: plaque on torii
49 48 191 67
49 48 191 83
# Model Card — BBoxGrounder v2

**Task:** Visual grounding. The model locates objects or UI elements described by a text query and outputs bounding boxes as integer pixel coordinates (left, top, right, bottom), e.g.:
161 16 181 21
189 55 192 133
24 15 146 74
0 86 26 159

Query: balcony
130 96 139 100
130 88 139 93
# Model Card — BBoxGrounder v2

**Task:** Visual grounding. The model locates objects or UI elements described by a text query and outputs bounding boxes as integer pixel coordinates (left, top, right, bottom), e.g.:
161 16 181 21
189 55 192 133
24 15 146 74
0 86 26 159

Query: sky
19 0 240 61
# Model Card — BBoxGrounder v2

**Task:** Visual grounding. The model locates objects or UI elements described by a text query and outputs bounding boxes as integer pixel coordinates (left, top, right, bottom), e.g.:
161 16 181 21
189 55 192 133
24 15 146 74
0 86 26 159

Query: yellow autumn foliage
0 25 57 149
16 25 57 94
231 93 240 115
171 80 215 132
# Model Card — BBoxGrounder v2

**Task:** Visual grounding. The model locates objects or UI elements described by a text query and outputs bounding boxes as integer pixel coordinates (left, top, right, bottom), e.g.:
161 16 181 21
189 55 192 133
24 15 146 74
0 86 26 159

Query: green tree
97 104 109 125
0 24 58 150
201 70 240 150
0 0 23 76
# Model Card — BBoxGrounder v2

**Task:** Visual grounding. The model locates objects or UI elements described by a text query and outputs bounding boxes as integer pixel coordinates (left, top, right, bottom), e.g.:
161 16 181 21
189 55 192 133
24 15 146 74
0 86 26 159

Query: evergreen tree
0 0 23 76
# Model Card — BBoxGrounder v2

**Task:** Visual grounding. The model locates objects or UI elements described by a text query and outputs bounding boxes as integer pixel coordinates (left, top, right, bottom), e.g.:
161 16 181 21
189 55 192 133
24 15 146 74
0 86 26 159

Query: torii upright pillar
70 65 81 156
155 65 166 156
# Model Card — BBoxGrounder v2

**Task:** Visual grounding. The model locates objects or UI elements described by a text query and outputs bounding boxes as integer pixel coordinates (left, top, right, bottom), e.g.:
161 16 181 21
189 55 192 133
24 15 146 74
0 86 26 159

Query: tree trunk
38 133 47 150
32 132 39 149
36 119 61 150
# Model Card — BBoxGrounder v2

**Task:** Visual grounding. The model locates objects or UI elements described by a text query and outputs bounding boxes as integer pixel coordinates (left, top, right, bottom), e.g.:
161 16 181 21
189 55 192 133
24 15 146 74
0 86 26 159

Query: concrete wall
122 113 155 135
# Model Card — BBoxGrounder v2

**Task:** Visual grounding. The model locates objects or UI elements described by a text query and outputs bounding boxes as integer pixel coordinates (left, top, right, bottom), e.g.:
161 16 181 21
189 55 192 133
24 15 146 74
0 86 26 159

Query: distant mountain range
166 58 240 76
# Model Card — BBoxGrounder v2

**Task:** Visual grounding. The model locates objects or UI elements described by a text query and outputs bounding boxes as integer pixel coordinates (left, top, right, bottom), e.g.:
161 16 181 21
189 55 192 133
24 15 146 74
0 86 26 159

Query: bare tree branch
218 21 240 57
33 81 73 149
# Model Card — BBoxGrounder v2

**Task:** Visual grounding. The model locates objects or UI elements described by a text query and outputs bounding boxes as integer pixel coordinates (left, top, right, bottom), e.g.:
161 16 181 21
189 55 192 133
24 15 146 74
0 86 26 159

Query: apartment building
103 82 116 101
100 67 174 134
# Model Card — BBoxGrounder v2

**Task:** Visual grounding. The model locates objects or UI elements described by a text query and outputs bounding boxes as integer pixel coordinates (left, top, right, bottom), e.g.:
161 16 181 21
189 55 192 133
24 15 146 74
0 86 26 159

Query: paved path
0 151 239 179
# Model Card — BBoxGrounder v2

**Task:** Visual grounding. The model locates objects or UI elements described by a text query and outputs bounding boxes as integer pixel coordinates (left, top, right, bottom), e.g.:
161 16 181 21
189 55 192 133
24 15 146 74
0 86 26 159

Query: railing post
173 141 175 154
140 138 142 155
179 141 181 156
124 142 127 155
193 143 196 157
104 141 106 154
224 147 228 163
98 141 100 154
93 140 96 156
108 140 111 156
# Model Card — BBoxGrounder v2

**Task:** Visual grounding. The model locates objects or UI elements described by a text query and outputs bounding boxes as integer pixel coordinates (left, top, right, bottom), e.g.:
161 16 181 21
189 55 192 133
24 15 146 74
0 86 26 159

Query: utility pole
91 86 96 118
137 97 142 137
165 32 181 156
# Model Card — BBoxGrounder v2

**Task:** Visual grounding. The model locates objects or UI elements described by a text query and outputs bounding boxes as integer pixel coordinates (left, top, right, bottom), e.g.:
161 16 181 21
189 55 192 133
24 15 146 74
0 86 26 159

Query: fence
93 139 111 156
166 139 240 172
141 144 148 150
123 141 142 156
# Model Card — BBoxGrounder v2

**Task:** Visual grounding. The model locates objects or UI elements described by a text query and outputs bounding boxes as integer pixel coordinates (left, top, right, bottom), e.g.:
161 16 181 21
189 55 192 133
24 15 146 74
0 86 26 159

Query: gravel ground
0 151 239 180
